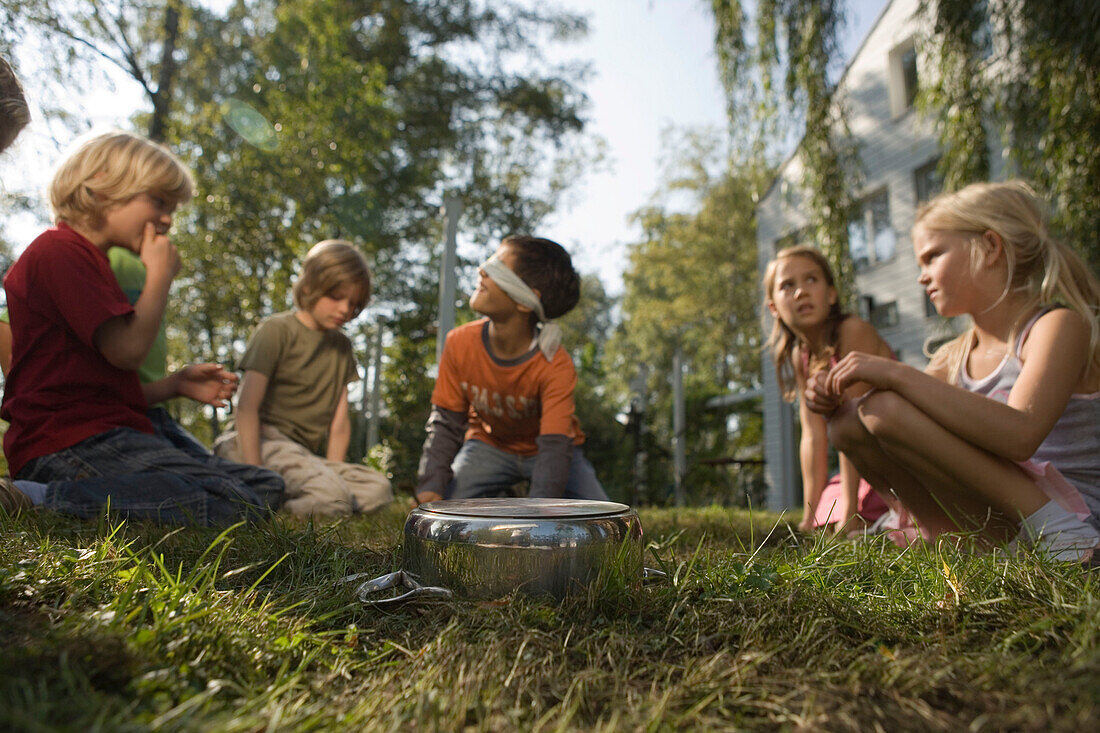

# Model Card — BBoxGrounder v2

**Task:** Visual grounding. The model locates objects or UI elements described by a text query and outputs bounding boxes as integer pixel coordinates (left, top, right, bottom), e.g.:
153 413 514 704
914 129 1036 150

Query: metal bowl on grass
346 498 665 605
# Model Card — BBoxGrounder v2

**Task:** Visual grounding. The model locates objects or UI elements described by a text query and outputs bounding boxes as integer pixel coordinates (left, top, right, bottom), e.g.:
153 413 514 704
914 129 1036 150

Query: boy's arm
529 435 573 497
93 224 179 371
529 356 578 498
235 369 269 466
326 386 352 462
416 405 467 503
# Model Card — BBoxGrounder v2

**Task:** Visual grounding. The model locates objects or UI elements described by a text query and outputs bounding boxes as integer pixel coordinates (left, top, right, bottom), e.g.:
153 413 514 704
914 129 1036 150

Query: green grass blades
1 503 1098 731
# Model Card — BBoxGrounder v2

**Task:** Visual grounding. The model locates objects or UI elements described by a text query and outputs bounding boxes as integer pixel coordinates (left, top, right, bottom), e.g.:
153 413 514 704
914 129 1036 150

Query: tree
922 0 1100 269
558 273 632 500
711 0 858 295
0 0 188 140
607 127 766 505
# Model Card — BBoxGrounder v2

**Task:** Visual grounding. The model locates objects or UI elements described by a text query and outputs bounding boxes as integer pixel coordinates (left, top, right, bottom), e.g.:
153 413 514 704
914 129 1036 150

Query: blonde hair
0 55 30 153
49 130 194 229
293 239 372 317
920 181 1100 382
762 244 848 401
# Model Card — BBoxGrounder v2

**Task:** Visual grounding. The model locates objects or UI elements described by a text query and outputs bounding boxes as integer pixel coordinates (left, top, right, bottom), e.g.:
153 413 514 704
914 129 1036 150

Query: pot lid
418 497 631 518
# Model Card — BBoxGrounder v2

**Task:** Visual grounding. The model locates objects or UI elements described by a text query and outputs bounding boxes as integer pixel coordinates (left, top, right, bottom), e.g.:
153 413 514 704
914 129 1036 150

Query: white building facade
755 0 1005 511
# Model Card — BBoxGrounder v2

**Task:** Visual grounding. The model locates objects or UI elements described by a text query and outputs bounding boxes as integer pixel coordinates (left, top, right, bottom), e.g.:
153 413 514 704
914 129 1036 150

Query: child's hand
415 490 443 505
176 363 239 407
803 370 843 415
139 222 181 281
826 352 896 395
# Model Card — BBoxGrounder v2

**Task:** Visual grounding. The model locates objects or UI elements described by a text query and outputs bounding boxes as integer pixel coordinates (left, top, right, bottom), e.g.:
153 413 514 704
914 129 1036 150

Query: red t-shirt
431 318 584 456
2 223 152 475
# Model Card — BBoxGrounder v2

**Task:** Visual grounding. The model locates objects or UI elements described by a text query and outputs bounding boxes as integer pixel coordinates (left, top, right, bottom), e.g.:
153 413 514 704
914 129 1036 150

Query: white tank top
957 308 1100 526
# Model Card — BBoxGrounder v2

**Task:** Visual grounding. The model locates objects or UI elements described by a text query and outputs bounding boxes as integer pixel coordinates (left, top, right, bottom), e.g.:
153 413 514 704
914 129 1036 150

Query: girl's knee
855 390 910 440
827 401 867 452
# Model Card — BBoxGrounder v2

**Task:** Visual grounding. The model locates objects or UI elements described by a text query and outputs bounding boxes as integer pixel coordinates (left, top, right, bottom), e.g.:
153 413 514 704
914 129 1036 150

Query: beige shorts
214 424 392 516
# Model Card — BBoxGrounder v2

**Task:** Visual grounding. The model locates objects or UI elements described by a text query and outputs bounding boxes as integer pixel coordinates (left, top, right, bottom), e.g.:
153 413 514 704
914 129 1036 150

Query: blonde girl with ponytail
806 181 1100 561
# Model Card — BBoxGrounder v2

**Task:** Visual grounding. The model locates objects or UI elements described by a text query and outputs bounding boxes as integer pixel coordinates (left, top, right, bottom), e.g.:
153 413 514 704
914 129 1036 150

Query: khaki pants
214 424 392 516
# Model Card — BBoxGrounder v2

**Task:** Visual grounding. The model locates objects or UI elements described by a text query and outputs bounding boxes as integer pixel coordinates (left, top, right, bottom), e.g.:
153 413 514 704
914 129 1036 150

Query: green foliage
608 128 766 506
918 0 991 189
2 507 1099 729
559 274 633 501
1 1 603 455
711 0 857 297
921 0 1100 269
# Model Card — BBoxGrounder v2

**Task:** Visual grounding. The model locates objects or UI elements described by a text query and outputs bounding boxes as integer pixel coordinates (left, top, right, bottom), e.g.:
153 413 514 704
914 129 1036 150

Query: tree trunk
148 1 180 141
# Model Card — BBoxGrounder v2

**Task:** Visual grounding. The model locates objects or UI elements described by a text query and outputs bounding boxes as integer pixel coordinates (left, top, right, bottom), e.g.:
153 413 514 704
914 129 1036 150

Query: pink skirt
812 474 889 527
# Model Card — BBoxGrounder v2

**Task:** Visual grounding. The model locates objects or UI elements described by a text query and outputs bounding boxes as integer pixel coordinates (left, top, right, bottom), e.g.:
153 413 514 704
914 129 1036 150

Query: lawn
1 502 1097 731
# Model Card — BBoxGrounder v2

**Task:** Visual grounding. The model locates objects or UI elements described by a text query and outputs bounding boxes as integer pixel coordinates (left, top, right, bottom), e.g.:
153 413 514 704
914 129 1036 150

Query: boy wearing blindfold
415 236 608 504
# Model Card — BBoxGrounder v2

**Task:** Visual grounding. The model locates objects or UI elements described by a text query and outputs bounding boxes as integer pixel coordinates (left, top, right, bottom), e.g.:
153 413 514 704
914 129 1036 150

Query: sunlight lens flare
222 99 278 151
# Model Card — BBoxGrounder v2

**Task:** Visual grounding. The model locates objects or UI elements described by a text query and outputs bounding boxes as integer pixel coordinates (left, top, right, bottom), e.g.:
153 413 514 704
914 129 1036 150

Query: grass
1 502 1098 731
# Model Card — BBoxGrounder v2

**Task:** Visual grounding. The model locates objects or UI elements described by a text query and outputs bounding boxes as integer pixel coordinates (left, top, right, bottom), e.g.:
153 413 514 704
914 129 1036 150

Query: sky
533 0 888 293
0 0 889 295
533 0 731 292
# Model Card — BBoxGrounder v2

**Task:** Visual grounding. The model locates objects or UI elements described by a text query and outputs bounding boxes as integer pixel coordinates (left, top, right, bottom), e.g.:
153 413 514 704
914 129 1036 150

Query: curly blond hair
48 130 194 229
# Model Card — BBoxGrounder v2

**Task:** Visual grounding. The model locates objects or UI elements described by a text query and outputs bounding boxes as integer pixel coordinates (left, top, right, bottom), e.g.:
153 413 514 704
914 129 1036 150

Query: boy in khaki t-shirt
215 240 392 516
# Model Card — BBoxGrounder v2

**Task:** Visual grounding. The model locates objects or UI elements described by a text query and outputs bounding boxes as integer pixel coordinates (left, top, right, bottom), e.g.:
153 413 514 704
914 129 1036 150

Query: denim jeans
446 439 608 501
146 407 285 512
18 424 285 526
147 406 216 461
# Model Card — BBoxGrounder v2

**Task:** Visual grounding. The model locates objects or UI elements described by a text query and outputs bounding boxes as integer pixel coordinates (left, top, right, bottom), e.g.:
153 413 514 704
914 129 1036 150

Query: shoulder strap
1016 306 1060 357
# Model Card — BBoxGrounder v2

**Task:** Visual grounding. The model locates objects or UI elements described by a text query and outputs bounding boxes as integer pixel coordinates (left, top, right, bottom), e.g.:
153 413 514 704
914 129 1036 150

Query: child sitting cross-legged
214 240 393 516
0 131 285 524
415 235 608 504
808 181 1100 561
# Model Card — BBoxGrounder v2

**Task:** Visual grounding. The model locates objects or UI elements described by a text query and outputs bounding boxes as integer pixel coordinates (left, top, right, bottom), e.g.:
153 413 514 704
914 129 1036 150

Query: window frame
888 37 919 118
848 187 896 272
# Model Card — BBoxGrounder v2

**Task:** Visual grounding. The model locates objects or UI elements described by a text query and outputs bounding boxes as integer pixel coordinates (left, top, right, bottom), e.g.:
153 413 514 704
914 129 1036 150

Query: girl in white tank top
957 307 1100 531
801 182 1100 562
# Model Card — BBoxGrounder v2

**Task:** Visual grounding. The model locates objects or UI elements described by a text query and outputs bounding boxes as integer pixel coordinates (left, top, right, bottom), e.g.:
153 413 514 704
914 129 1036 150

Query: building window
888 38 918 117
780 178 801 217
914 158 943 204
858 294 900 330
848 189 895 271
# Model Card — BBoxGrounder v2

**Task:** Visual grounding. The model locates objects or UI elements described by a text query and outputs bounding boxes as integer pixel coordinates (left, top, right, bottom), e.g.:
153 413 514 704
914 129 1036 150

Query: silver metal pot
346 498 664 604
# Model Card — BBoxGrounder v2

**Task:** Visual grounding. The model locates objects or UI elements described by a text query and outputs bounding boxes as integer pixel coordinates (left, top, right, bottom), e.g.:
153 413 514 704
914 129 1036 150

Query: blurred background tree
922 0 1100 270
606 127 767 506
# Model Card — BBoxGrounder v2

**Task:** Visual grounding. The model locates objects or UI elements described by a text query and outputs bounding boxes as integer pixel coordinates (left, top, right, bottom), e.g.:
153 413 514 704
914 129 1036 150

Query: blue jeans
446 439 608 501
147 406 216 461
18 424 285 527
